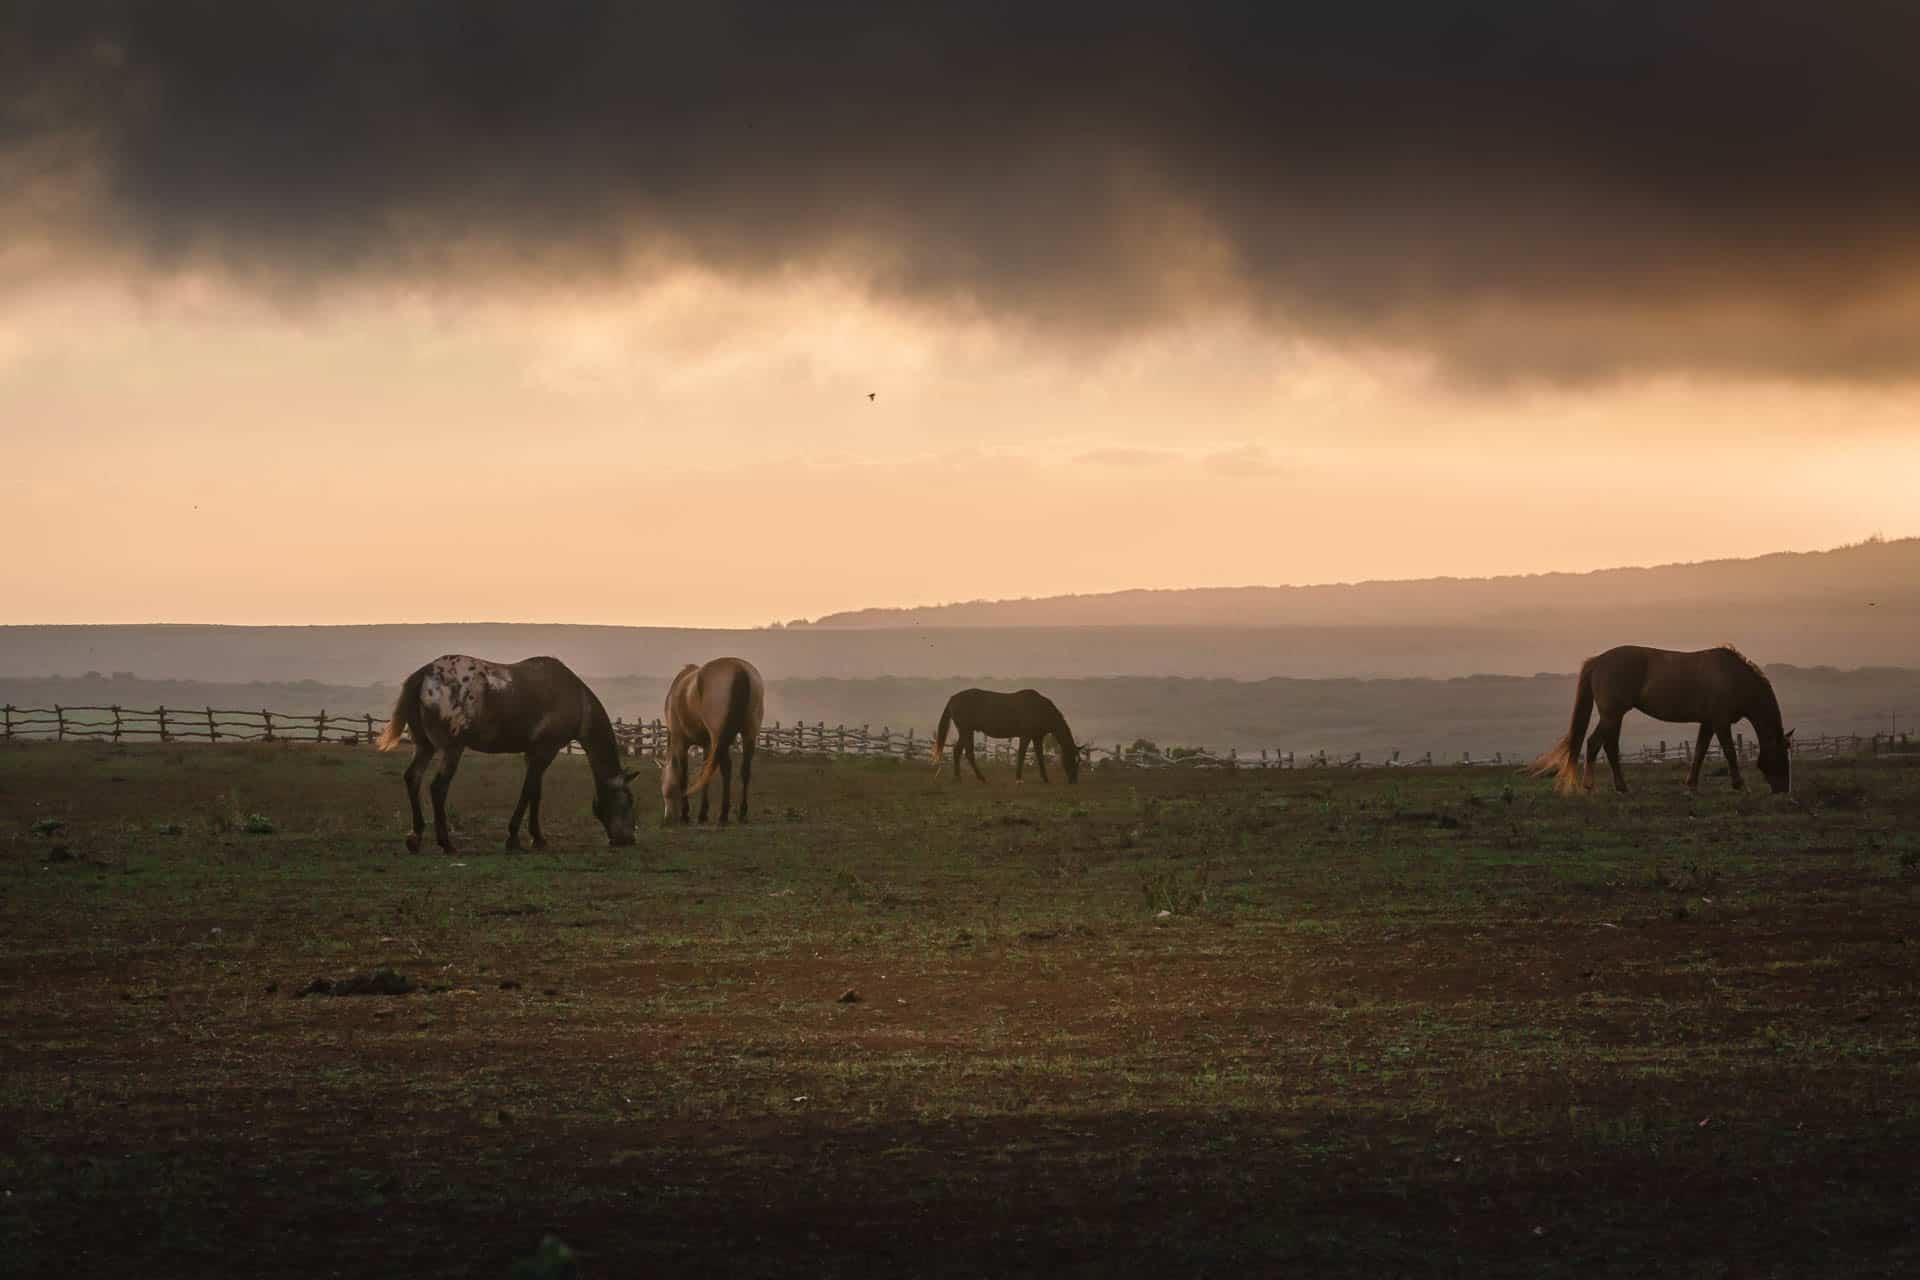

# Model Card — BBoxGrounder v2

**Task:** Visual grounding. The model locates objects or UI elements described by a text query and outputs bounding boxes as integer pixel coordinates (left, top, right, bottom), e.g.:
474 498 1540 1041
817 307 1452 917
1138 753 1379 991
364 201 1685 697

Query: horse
375 655 638 852
1532 645 1793 795
662 657 765 824
930 688 1081 783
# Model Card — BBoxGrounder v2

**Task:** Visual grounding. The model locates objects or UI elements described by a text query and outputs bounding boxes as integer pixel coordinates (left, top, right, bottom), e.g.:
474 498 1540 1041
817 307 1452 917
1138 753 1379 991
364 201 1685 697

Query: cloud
1074 447 1180 468
1203 445 1282 477
9 3 1920 381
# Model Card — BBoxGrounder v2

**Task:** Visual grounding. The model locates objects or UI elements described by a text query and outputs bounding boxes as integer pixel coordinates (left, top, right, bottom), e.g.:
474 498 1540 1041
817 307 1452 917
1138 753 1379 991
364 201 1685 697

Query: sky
4 2 1918 628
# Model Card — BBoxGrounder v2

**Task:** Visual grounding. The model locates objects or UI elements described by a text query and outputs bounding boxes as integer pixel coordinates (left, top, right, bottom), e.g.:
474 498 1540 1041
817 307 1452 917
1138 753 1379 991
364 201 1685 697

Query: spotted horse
376 655 638 852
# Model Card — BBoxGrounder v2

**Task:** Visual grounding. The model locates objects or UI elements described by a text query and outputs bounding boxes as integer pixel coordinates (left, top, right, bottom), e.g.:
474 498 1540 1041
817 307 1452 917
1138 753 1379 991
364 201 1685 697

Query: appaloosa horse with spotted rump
376 655 638 852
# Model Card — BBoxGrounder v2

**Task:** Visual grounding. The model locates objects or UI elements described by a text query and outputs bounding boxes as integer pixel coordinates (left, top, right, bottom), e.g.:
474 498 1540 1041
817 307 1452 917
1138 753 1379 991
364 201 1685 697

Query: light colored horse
662 657 765 824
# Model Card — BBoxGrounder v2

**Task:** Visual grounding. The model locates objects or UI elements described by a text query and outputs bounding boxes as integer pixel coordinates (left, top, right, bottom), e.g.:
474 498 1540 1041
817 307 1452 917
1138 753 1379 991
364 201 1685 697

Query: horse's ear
622 768 639 783
1784 728 1796 743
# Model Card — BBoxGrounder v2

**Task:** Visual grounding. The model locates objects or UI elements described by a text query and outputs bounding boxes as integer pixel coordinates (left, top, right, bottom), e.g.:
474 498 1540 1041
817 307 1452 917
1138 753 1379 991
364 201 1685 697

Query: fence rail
1 704 1909 770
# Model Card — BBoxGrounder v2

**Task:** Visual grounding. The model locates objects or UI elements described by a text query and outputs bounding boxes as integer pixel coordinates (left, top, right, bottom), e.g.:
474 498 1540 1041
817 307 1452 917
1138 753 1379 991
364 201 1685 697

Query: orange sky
4 268 1916 628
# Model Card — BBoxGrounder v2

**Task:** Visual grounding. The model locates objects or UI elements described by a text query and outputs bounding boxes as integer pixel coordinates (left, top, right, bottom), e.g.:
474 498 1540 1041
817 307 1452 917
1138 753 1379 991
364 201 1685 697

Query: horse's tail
682 665 754 798
375 666 427 751
930 699 955 770
1531 660 1594 794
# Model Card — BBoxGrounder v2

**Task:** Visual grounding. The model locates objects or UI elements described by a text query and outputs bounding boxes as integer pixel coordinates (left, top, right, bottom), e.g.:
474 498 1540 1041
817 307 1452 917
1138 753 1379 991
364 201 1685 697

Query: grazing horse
931 688 1081 783
662 657 765 824
1532 645 1793 795
376 655 638 852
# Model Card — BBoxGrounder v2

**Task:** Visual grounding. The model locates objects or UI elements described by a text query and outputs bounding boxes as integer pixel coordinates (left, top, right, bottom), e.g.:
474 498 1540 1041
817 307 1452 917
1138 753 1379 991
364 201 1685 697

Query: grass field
3 742 1918 1277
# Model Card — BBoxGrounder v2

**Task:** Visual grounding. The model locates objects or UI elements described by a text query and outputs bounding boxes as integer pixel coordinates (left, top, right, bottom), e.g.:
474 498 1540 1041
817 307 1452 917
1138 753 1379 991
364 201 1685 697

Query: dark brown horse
1533 645 1793 795
931 688 1081 783
376 655 638 852
662 657 765 824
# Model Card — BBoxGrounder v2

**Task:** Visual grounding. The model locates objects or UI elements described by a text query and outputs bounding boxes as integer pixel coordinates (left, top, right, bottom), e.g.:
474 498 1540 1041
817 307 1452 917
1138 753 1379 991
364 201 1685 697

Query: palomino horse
931 688 1081 783
662 657 765 824
376 655 638 852
1533 645 1793 795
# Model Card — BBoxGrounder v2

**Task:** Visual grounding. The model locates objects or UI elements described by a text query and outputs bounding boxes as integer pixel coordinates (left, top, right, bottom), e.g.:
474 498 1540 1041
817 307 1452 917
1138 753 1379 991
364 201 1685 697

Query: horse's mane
1718 643 1772 685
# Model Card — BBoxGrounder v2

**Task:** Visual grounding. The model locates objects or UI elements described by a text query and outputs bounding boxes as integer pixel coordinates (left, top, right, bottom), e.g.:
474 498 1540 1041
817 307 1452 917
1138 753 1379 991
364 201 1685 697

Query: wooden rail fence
1 704 1908 771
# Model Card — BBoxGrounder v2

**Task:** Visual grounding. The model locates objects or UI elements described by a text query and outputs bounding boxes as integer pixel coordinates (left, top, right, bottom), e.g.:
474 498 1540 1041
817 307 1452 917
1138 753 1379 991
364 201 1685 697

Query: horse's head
1061 742 1081 784
660 752 684 820
592 769 640 846
1758 727 1794 795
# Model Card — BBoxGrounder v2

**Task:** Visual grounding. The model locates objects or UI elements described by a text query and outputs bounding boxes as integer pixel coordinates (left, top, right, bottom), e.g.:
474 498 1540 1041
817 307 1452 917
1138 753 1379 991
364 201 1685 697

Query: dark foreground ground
2 743 1916 1278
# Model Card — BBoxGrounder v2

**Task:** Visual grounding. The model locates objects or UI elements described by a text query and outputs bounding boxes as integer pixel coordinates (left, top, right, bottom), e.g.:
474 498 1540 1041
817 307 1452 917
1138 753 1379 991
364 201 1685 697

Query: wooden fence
2 704 1909 770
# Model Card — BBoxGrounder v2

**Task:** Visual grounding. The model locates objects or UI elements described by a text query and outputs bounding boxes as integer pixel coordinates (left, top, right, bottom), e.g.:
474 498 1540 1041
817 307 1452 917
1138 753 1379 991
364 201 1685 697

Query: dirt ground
3 742 1917 1277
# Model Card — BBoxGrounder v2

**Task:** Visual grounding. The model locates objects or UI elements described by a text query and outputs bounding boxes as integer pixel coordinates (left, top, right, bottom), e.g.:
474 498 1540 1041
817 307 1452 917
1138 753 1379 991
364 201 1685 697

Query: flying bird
867 392 876 401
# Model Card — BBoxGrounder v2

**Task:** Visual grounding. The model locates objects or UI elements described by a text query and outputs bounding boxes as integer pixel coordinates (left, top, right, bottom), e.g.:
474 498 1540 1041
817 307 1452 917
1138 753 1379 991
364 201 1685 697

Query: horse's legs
677 747 693 822
508 743 562 851
1036 739 1051 784
1014 737 1028 782
1686 724 1713 790
951 725 963 781
402 740 436 852
1600 719 1628 793
1583 723 1606 792
966 731 987 783
428 745 465 853
1715 723 1745 791
738 739 754 824
715 742 735 826
697 745 714 824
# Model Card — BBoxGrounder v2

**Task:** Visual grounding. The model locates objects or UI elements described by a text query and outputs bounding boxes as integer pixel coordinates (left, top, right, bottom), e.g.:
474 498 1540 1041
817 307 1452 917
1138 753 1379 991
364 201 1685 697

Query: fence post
364 713 375 744
111 705 123 742
205 706 218 742
55 705 66 741
314 710 326 743
262 709 275 742
157 706 169 742
1 705 10 741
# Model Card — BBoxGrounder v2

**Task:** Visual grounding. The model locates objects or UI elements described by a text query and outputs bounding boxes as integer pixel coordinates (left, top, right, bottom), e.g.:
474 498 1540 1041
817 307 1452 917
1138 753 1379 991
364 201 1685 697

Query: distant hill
803 537 1920 629
2 539 1912 684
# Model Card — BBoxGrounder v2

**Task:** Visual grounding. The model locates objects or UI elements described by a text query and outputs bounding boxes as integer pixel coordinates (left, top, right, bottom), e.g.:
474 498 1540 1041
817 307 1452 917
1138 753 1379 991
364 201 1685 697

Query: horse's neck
578 698 620 779
1746 681 1784 740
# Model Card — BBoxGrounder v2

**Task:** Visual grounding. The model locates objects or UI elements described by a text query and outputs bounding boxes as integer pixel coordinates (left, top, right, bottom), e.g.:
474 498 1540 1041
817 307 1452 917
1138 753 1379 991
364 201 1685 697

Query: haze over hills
0 539 1912 686
804 537 1920 629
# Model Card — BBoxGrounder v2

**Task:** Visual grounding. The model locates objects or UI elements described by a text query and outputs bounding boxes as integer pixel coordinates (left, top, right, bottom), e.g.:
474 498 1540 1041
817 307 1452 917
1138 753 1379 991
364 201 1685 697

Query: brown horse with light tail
662 657 765 824
1533 645 1793 795
376 655 638 852
931 688 1081 783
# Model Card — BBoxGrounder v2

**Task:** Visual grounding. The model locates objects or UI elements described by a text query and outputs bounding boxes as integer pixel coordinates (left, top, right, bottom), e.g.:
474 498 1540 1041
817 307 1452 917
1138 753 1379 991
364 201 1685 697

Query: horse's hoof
504 837 522 853
404 833 421 853
531 839 547 852
439 842 459 855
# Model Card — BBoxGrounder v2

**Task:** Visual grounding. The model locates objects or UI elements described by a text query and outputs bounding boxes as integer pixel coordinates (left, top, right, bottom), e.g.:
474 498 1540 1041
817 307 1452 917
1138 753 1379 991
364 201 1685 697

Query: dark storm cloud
8 1 1920 380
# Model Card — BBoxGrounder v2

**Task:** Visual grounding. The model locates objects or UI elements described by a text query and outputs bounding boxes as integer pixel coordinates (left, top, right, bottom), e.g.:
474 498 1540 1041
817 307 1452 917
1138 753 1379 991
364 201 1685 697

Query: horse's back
1592 644 1768 723
671 657 764 739
948 687 1058 737
413 653 584 751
